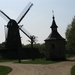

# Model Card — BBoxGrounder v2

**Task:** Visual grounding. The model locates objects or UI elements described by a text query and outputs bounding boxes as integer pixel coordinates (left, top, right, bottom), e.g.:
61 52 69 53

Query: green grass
0 66 12 75
66 54 75 58
0 59 18 62
0 58 60 64
0 54 75 64
71 65 75 75
18 58 60 64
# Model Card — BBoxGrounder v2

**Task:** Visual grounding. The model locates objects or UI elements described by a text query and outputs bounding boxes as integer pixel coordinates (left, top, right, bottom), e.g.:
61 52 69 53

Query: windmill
0 2 36 61
0 2 36 48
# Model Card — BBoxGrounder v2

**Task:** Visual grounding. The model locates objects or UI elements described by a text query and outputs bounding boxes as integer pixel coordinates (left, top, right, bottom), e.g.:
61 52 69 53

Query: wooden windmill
0 2 36 49
0 2 36 62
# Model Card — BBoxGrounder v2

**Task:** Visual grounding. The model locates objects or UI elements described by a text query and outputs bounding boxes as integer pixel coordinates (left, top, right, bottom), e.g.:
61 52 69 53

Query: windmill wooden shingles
45 15 66 60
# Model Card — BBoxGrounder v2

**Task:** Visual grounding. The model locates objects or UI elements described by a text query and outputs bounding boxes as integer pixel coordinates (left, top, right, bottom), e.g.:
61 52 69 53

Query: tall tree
65 16 75 52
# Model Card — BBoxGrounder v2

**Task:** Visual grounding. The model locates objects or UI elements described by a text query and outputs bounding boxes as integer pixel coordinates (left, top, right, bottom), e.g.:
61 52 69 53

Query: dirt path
0 58 75 75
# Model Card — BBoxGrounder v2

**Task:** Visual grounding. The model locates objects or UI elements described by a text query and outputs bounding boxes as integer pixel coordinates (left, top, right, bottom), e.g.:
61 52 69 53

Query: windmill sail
19 26 37 43
0 2 35 48
0 10 11 22
16 2 33 24
4 25 8 40
19 26 32 39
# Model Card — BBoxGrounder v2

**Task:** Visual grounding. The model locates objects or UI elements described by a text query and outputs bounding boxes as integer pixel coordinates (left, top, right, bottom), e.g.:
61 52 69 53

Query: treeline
0 42 45 55
65 16 75 54
0 42 46 59
24 43 45 58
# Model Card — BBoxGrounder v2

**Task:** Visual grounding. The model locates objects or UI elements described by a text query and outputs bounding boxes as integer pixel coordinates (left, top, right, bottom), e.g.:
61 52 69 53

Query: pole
31 37 34 60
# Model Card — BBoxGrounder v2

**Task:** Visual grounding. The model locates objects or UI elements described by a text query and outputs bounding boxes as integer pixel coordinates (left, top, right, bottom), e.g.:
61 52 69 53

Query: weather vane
52 10 54 16
52 10 55 19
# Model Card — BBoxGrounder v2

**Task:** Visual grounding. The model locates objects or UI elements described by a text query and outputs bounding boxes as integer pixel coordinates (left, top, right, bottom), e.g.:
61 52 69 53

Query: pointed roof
50 15 58 28
45 15 65 41
45 31 65 40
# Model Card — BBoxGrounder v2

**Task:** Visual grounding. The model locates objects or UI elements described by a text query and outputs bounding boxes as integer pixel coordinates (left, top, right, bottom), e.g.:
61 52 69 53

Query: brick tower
45 15 66 60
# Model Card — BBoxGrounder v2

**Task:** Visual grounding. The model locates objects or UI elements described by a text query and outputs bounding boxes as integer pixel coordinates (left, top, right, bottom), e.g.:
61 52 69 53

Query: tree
25 43 46 58
65 16 75 53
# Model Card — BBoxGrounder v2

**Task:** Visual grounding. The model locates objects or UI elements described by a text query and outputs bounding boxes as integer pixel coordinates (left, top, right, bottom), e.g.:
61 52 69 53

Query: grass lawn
71 65 75 75
0 54 75 64
0 66 12 75
66 54 75 58
0 59 18 62
19 58 60 64
0 58 60 64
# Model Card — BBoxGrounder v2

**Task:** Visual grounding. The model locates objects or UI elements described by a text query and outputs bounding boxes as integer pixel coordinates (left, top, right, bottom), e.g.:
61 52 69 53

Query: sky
0 0 75 45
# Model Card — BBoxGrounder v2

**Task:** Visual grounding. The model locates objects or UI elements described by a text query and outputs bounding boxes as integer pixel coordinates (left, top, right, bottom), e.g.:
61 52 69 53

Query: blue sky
0 0 75 45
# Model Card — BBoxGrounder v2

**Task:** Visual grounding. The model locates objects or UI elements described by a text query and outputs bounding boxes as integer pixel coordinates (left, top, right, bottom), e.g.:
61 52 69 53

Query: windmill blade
19 26 32 39
4 25 8 40
0 10 11 22
16 2 33 24
19 25 37 43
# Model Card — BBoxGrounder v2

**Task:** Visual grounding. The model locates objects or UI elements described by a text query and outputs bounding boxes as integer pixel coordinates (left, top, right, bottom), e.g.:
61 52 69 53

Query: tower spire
52 10 55 19
50 11 58 30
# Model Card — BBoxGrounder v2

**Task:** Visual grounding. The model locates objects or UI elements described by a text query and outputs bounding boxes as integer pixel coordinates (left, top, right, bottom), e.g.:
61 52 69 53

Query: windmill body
5 19 22 49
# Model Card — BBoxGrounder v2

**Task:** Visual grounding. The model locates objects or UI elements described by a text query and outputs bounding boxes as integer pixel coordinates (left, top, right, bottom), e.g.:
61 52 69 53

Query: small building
45 15 66 60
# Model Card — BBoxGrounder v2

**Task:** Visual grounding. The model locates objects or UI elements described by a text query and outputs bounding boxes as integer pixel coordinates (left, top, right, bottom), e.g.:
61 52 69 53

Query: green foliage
34 43 45 54
25 43 45 57
0 42 45 56
0 42 45 59
0 66 12 75
66 54 75 58
65 16 75 53
24 44 31 48
0 59 18 62
71 65 75 75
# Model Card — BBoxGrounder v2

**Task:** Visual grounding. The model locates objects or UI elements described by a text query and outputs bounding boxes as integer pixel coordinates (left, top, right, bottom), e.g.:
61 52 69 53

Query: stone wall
45 39 66 60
